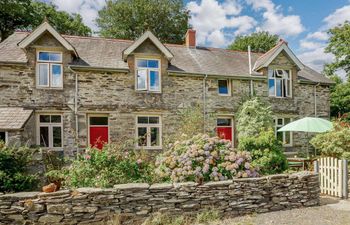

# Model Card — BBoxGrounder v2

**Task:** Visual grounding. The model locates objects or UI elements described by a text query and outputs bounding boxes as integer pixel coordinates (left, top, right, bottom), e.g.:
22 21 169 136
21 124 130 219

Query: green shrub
0 143 38 192
61 144 156 188
238 129 288 175
310 122 350 159
155 134 258 183
236 97 274 138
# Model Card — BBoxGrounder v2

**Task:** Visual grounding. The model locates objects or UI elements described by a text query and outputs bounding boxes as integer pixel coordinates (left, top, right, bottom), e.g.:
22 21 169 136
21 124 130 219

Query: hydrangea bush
155 134 258 183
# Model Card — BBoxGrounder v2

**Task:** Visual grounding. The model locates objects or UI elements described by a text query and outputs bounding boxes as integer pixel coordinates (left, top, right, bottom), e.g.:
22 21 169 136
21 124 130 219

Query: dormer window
36 51 63 88
268 69 291 98
135 58 160 92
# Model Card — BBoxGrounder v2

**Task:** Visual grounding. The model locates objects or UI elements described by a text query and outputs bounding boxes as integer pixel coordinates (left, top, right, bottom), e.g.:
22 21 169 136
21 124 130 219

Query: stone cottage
0 22 333 156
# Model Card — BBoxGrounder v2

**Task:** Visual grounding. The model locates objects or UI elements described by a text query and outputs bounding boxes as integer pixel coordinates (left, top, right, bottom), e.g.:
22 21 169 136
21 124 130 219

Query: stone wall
0 172 320 225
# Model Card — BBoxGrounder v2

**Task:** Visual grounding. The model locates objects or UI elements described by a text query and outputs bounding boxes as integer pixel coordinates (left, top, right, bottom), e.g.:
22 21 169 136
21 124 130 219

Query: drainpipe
248 46 253 96
203 74 208 133
314 82 320 117
68 66 79 155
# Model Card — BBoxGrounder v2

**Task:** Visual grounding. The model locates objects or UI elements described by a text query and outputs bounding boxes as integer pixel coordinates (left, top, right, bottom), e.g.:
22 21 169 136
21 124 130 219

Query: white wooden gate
315 157 348 198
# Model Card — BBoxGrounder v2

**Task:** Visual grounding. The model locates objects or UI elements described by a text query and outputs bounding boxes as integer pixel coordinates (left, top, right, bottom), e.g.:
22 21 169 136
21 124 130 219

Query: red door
217 127 233 141
216 118 233 142
89 116 108 149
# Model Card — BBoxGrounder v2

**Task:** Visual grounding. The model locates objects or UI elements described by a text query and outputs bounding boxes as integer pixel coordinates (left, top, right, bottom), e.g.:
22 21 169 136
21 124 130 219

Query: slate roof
0 32 333 84
0 107 33 130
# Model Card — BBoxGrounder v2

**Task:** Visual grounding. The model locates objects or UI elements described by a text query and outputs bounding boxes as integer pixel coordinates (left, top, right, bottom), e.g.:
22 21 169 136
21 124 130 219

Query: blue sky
44 0 350 75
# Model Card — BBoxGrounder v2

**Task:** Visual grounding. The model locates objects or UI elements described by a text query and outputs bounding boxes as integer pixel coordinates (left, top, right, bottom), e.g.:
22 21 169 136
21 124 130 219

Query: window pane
40 115 50 123
150 127 160 146
38 64 48 86
268 69 274 78
284 118 290 124
90 117 108 125
137 70 147 90
49 53 62 62
137 127 147 146
137 59 148 68
218 80 229 94
39 52 49 61
277 118 283 125
268 79 275 96
276 79 282 97
138 117 149 124
53 126 62 147
40 126 49 147
51 115 62 123
149 71 160 91
0 132 6 143
285 131 291 145
287 80 291 96
149 117 159 124
277 131 283 143
51 65 62 87
147 60 159 68
217 118 231 126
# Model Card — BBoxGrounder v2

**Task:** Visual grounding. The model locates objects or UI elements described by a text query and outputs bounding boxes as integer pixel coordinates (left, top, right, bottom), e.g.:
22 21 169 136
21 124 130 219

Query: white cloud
323 5 350 29
299 40 323 50
298 47 334 72
187 0 256 47
50 0 106 32
305 31 329 41
245 0 304 37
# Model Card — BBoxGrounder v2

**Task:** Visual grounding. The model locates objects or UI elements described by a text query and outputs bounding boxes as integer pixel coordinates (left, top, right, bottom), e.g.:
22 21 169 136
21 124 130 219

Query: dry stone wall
0 172 320 225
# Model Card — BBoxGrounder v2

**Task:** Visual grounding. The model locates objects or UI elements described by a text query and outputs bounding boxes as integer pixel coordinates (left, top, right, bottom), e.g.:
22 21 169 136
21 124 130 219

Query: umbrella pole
306 132 309 159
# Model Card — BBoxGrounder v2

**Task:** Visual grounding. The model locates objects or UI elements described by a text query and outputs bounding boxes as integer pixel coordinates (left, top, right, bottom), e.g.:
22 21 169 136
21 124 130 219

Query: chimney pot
185 29 196 48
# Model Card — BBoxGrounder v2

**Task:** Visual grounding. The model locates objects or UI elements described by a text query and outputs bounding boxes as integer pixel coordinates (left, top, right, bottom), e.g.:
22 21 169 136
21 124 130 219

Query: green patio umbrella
278 117 333 158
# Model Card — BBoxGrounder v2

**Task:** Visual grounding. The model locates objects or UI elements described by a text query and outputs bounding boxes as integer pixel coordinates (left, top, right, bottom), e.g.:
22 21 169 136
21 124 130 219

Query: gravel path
208 197 350 225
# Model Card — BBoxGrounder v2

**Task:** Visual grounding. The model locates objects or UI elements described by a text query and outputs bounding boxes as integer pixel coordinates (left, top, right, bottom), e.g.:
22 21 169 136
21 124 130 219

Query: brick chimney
185 29 196 48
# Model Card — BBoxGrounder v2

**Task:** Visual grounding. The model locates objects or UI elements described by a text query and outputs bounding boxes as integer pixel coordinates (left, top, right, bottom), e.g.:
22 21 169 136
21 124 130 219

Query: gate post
314 160 319 173
342 159 348 199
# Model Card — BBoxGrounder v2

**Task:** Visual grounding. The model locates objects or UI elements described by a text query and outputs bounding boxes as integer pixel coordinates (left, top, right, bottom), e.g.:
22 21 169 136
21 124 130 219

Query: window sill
218 94 231 97
135 90 162 94
268 96 292 99
36 86 64 90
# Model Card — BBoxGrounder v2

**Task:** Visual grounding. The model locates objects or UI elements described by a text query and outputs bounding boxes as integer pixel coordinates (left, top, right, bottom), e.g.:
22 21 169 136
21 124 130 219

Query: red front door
216 118 233 142
217 127 233 141
89 116 108 149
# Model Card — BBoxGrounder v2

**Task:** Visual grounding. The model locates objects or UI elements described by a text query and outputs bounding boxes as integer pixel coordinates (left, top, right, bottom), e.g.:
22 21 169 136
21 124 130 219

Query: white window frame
135 58 161 92
0 131 8 145
216 117 234 147
87 114 110 146
218 79 231 96
135 115 162 149
36 113 63 149
36 51 63 89
274 117 293 147
268 68 292 98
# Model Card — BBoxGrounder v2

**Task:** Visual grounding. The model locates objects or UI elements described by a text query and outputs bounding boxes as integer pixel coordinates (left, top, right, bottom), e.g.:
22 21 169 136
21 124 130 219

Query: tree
29 2 91 36
97 0 189 44
236 97 274 138
228 31 279 53
0 1 91 42
329 81 350 117
0 0 32 41
325 21 350 78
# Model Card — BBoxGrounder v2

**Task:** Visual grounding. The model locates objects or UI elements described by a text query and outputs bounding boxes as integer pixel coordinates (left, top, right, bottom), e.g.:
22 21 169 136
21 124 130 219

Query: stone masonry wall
0 172 320 225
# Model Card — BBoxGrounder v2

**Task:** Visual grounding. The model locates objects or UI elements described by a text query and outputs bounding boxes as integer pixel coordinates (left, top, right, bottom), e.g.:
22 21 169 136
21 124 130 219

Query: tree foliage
236 97 274 138
228 31 279 53
329 81 350 117
325 21 350 78
0 0 91 42
97 0 189 44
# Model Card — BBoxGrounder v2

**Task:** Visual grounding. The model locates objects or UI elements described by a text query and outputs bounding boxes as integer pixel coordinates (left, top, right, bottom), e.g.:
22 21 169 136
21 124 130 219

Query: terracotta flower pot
42 183 57 193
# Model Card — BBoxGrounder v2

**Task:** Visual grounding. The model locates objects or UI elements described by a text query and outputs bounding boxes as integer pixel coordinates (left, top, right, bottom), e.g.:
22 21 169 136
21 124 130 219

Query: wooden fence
315 157 348 198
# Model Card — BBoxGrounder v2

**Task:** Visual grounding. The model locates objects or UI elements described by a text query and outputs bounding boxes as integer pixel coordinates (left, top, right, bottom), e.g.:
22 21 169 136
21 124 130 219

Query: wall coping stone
149 183 173 190
76 188 103 194
173 182 198 188
38 190 71 197
114 183 150 190
0 192 40 200
202 180 233 187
